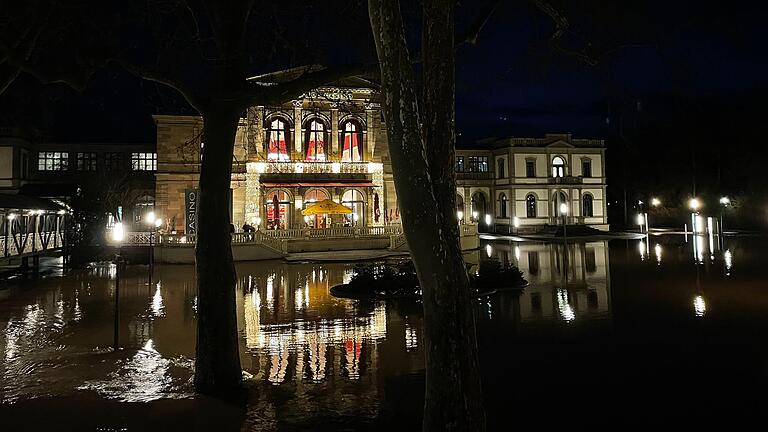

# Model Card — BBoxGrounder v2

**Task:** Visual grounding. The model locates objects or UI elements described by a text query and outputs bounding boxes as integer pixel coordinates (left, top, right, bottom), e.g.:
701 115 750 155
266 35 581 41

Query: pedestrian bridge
0 194 69 267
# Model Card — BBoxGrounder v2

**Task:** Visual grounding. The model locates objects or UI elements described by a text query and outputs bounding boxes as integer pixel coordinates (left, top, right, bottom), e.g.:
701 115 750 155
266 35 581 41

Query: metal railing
547 176 583 184
1 230 65 259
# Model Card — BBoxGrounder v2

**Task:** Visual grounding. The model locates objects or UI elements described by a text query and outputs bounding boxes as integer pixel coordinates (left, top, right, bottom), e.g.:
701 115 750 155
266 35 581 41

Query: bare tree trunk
369 0 486 429
193 104 243 395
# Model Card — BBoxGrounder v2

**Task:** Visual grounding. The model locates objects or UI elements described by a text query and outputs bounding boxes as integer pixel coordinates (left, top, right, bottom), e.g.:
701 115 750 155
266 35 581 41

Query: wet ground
1 234 767 430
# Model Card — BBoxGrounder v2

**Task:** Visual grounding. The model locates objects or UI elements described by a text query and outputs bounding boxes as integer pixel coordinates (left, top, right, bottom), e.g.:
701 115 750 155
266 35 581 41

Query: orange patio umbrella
301 199 352 216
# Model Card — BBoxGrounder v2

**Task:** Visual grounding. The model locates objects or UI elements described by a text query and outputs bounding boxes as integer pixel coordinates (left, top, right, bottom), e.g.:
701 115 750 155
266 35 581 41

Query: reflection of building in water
484 241 611 322
237 262 411 388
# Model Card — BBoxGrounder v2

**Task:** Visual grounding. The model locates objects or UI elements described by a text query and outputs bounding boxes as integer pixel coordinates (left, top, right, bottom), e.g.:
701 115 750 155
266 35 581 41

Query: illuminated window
341 120 363 162
455 156 464 172
267 118 290 161
304 119 327 161
76 152 97 171
37 152 68 171
526 194 537 218
552 156 565 178
467 156 488 172
131 153 157 171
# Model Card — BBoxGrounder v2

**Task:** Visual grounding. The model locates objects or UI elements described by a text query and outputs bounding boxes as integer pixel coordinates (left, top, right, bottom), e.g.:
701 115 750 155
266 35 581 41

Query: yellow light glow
112 222 124 242
689 198 701 211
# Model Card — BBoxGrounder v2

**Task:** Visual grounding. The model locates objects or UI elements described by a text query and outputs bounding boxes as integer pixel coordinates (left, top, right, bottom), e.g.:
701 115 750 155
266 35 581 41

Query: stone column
331 107 340 159
365 107 375 161
293 101 303 156
245 166 261 228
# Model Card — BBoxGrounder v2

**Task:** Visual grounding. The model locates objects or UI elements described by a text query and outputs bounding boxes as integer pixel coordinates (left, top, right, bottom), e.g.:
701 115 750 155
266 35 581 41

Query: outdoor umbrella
301 199 352 215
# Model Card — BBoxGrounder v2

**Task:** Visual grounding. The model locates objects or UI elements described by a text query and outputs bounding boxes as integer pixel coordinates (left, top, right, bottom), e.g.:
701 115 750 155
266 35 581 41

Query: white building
456 133 608 232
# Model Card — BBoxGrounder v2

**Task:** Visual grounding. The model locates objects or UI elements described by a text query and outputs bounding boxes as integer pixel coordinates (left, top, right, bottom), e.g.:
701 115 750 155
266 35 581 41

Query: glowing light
154 218 162 228
719 196 730 206
353 213 359 221
303 215 310 224
57 210 67 215
651 197 661 207
639 240 646 261
514 246 520 262
485 214 492 225
255 217 262 226
557 289 575 322
7 213 17 220
457 211 464 221
255 162 266 173
654 243 662 264
367 162 382 173
694 295 706 317
485 244 492 258
689 198 701 211
513 216 520 228
294 162 304 173
559 203 568 215
145 211 156 225
472 211 478 220
151 282 165 317
331 162 341 173
636 214 645 226
724 250 732 274
295 197 303 209
112 222 124 242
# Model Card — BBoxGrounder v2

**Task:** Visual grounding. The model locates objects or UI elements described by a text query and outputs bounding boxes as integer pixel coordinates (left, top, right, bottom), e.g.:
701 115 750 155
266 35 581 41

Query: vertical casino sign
185 188 199 234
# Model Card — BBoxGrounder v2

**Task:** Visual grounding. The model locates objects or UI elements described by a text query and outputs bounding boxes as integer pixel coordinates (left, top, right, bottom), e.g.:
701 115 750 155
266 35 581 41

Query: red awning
260 182 376 187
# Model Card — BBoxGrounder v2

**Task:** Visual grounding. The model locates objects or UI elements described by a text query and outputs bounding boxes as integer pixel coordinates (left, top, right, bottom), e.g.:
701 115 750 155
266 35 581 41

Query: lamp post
559 202 569 278
457 210 464 224
145 211 161 280
559 202 568 242
719 196 730 247
111 222 124 350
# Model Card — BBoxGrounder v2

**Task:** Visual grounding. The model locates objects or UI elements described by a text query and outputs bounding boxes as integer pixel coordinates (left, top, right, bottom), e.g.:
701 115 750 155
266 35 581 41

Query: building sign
185 188 198 234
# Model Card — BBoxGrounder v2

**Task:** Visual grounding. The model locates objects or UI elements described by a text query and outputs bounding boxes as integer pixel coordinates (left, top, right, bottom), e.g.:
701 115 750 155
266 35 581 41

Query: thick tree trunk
193 104 243 396
369 0 486 430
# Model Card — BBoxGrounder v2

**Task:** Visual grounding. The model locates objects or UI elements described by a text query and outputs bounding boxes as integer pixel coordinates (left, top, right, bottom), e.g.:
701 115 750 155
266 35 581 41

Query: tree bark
369 0 486 430
193 104 243 396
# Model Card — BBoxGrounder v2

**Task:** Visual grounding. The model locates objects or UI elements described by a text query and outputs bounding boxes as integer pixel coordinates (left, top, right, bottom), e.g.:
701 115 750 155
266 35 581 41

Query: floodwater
1 234 767 430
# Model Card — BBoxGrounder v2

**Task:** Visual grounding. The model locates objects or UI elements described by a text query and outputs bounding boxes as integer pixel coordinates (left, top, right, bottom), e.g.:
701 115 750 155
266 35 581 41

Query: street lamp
719 196 730 246
689 198 701 212
651 197 661 207
559 202 568 242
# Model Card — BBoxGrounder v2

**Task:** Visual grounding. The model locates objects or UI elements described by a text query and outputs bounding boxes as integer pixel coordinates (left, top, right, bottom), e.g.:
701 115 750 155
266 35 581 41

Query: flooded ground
1 234 767 430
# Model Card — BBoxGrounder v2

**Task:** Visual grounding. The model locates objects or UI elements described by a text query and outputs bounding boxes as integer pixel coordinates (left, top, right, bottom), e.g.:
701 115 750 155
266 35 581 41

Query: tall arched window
267 118 290 161
342 189 366 226
499 193 508 218
341 120 363 162
526 194 537 218
582 194 594 217
304 119 327 161
552 156 565 178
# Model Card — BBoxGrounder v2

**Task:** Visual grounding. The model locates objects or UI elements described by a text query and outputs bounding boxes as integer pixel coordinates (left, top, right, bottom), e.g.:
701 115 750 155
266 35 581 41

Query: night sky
2 1 767 206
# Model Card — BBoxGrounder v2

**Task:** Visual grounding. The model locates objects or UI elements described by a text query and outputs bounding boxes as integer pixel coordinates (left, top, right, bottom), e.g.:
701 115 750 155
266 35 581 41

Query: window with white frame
38 152 68 171
131 152 157 171
552 156 565 178
467 156 488 172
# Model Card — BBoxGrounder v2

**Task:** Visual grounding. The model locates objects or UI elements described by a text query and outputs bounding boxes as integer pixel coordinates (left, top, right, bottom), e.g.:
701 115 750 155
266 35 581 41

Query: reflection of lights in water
696 236 705 263
78 339 182 402
486 244 492 258
694 295 706 317
5 304 44 362
654 244 662 265
151 282 164 317
486 299 493 319
514 246 520 262
557 289 575 322
405 322 418 351
192 296 198 313
296 287 304 310
639 241 646 261
266 275 274 310
724 250 732 275
344 339 361 379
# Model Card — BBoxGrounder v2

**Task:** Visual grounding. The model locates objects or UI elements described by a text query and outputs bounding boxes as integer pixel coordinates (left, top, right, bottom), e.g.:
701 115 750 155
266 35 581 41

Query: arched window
497 158 505 179
552 156 565 178
304 119 327 161
266 190 290 229
498 193 508 218
526 194 537 218
582 194 594 217
342 189 366 226
304 189 329 228
267 118 290 161
553 191 568 216
341 120 363 162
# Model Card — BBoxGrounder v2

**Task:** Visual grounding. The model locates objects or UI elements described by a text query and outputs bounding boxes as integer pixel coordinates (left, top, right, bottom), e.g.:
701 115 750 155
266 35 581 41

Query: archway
341 189 366 227
471 192 487 222
266 190 290 229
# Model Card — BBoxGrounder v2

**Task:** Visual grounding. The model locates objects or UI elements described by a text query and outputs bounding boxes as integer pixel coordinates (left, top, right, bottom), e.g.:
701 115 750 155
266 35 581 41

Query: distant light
651 197 661 207
353 213 359 221
7 213 17 220
35 209 44 215
112 222 124 242
719 196 730 206
638 200 644 205
155 218 163 228
485 214 492 225
331 162 341 174
689 198 701 211
457 210 464 221
724 249 732 274
472 211 478 220
254 217 262 226
636 214 645 226
559 203 568 215
513 216 520 228
145 211 156 225
694 295 706 317
485 244 492 258
57 210 67 215
654 243 662 264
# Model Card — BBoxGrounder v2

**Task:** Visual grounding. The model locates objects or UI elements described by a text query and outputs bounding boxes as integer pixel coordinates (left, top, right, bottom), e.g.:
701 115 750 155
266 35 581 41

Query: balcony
456 171 494 181
547 176 582 184
247 161 381 175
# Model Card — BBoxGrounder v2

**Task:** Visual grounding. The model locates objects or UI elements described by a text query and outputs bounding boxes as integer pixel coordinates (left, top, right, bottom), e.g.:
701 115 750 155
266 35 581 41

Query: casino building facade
152 84 608 235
